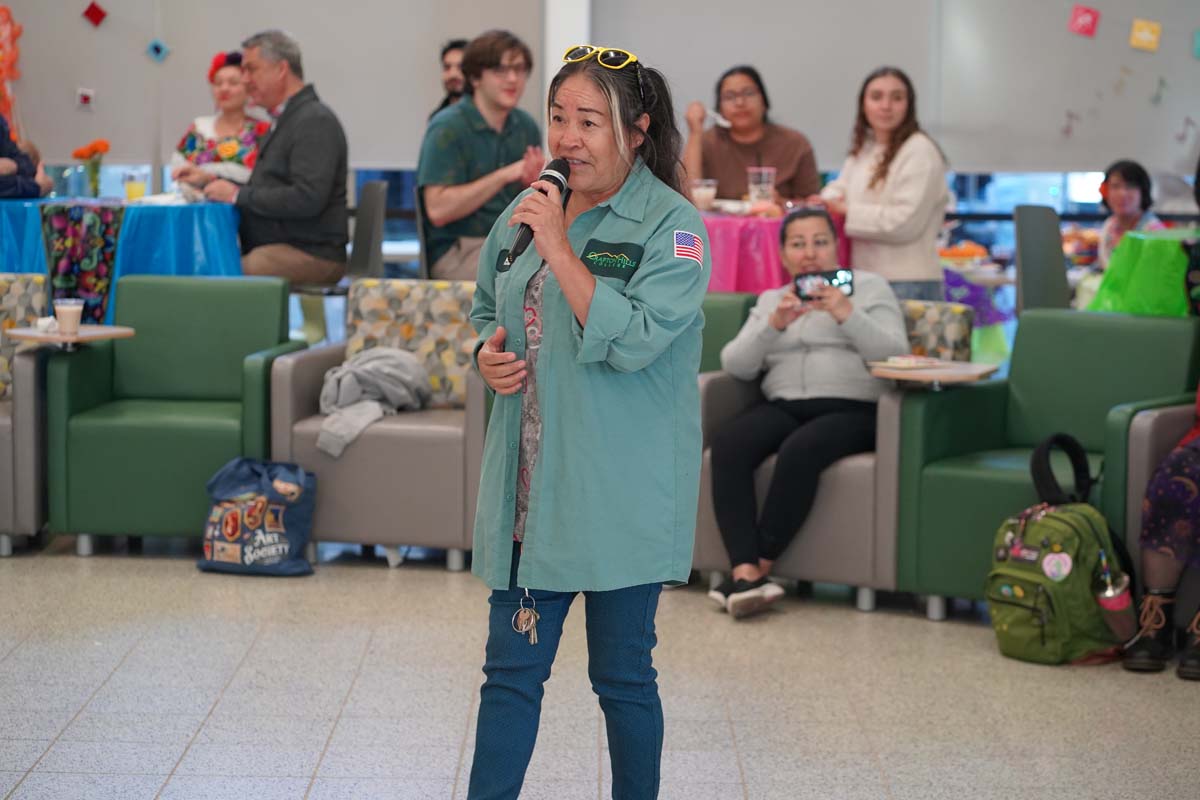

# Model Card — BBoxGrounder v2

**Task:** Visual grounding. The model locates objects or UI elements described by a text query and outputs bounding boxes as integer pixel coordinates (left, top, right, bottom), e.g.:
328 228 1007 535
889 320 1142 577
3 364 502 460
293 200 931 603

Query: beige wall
594 0 1200 174
10 0 1200 173
8 0 544 168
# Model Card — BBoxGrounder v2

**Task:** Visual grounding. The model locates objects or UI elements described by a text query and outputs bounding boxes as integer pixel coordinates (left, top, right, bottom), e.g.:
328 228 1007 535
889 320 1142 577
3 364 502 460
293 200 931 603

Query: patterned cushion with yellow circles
0 273 49 399
344 279 478 409
901 299 974 362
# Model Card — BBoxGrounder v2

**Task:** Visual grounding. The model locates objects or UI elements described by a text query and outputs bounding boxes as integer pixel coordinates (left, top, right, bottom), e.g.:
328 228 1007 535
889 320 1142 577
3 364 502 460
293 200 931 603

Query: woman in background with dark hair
709 207 908 618
1096 158 1165 270
466 44 709 799
682 65 820 202
816 66 949 302
171 51 269 189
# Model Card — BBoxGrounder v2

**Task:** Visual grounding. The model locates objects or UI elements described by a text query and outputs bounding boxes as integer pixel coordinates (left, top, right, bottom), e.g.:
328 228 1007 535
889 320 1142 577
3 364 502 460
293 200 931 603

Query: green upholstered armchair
897 309 1200 617
694 299 975 610
1 273 50 555
699 293 756 372
46 276 303 553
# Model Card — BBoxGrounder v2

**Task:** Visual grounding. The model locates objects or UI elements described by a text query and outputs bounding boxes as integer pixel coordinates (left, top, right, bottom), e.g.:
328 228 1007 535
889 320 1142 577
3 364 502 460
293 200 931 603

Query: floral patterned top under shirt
171 115 270 185
512 264 550 543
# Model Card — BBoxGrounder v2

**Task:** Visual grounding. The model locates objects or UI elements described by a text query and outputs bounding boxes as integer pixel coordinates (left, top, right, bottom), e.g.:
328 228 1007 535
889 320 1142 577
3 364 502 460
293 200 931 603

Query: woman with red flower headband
170 51 270 191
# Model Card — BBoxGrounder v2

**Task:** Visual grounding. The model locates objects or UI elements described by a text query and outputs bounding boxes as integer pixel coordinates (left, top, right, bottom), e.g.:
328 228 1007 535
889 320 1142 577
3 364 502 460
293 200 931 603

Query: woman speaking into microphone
466 45 710 799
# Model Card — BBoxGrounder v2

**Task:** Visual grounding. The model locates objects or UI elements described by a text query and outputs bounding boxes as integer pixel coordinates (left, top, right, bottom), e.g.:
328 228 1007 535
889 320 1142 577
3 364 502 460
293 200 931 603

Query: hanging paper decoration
1129 19 1161 52
146 38 169 63
0 5 21 139
1150 77 1166 105
82 2 106 27
1068 5 1099 38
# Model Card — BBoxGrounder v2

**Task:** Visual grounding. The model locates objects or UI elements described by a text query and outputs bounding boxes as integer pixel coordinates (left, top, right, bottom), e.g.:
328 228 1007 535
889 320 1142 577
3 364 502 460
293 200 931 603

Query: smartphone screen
794 269 854 300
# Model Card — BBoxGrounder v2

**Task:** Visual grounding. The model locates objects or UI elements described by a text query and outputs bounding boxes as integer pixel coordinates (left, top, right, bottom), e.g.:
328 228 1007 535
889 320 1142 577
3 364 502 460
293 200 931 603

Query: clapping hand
506 146 545 187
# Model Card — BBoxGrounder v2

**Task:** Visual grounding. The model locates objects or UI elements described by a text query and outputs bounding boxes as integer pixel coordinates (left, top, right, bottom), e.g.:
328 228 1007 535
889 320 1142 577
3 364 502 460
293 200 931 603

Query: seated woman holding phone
708 207 909 618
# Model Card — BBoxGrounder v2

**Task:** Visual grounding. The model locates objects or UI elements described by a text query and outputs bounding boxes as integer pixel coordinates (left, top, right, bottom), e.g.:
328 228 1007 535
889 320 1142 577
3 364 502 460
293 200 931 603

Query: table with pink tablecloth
702 213 851 293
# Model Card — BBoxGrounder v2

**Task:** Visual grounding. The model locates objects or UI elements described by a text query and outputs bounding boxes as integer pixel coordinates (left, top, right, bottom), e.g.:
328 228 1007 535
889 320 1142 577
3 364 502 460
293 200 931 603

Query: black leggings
710 398 878 567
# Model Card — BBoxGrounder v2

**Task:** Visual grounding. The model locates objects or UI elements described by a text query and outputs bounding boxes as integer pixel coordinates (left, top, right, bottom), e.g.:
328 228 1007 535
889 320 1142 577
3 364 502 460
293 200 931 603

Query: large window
356 169 418 241
43 164 153 200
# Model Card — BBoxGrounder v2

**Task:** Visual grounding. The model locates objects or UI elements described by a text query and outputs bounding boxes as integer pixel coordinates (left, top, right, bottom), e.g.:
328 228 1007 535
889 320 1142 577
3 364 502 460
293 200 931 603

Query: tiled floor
0 538 1195 800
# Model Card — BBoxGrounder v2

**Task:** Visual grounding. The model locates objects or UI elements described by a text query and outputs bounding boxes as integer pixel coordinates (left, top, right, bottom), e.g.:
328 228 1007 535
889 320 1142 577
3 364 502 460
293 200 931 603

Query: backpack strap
1030 433 1095 504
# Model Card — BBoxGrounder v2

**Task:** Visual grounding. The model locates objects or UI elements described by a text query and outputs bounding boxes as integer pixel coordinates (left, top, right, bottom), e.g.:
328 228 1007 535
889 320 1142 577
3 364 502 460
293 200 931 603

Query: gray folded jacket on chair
317 347 433 457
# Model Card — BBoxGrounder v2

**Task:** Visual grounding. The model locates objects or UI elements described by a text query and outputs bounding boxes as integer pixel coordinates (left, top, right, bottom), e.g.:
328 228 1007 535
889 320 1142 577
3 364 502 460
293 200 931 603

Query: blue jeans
890 279 945 302
467 544 664 800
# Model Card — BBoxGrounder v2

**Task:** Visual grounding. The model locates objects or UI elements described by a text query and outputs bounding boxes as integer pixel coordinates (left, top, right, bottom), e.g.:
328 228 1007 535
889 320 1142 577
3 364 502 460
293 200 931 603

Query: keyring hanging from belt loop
512 588 536 633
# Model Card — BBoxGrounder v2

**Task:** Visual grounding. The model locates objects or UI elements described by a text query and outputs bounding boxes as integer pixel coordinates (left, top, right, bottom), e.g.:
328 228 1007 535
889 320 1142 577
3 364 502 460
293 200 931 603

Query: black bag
1029 433 1135 583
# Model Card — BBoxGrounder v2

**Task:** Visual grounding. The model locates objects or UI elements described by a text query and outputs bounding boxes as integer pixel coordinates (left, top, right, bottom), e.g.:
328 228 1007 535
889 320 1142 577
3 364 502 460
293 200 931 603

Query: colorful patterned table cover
0 199 241 323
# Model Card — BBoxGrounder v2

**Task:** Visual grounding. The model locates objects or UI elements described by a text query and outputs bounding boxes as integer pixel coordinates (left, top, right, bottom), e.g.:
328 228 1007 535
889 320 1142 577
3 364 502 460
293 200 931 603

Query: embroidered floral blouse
171 115 269 185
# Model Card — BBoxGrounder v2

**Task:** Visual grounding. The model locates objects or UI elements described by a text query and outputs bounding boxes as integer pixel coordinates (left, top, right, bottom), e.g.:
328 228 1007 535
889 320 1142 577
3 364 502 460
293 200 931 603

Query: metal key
512 590 539 645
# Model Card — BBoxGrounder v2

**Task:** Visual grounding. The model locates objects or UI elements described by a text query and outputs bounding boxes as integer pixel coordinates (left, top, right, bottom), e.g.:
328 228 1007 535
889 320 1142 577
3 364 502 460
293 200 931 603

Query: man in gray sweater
204 30 348 285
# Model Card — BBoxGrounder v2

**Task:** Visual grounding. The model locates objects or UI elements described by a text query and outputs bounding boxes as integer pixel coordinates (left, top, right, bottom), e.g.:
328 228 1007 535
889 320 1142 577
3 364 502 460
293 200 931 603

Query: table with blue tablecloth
0 199 241 323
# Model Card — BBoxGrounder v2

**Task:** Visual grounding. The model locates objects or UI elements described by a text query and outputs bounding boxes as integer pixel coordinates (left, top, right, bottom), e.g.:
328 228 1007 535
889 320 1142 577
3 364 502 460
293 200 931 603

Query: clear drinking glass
746 166 777 204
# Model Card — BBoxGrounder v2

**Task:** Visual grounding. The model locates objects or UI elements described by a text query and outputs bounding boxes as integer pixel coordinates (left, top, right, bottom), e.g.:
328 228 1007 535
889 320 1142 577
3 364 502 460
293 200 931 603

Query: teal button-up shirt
470 160 712 592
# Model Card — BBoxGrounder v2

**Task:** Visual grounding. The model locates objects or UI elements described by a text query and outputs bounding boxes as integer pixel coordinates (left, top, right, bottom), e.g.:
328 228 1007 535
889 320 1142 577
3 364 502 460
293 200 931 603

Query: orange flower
72 139 111 161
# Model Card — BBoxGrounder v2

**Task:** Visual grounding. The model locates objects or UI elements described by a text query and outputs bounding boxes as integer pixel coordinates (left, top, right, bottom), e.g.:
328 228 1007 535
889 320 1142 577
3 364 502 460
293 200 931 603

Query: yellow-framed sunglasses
562 45 646 106
563 44 638 70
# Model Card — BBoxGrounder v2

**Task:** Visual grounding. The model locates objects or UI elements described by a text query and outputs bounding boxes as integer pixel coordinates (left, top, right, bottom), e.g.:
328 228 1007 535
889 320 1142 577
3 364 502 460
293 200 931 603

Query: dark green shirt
417 95 542 266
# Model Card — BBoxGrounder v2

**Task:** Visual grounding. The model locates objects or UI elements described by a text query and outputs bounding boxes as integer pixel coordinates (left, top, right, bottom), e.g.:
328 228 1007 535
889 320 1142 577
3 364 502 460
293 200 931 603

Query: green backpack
985 434 1132 665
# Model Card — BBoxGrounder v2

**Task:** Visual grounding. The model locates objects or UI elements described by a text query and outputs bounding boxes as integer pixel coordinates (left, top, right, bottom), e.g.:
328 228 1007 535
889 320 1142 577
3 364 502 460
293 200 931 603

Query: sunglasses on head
562 45 646 107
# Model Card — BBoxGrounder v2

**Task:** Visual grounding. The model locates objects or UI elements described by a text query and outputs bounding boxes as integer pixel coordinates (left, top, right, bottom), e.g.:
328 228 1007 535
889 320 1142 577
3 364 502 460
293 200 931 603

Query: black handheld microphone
503 158 571 267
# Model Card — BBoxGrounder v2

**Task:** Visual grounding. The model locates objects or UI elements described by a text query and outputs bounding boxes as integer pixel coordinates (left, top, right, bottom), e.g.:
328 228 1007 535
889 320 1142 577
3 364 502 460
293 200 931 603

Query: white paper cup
54 299 84 336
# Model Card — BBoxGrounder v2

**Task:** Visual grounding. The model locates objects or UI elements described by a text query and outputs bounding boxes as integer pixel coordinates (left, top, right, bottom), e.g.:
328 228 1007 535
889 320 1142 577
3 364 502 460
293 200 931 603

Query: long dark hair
715 65 770 123
549 56 684 196
850 66 923 188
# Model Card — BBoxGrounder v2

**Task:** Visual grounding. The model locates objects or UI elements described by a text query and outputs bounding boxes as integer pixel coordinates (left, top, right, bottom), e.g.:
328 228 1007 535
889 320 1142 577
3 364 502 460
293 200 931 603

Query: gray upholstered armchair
270 279 485 569
1 273 49 556
692 298 976 609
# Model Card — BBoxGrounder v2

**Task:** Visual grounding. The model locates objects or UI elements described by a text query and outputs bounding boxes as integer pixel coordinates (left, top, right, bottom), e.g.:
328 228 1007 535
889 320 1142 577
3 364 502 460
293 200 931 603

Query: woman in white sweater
708 208 909 618
815 66 949 302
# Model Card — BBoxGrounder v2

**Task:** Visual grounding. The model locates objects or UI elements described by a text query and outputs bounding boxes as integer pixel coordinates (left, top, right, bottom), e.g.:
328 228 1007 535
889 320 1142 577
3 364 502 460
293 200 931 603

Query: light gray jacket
317 347 432 457
719 270 909 403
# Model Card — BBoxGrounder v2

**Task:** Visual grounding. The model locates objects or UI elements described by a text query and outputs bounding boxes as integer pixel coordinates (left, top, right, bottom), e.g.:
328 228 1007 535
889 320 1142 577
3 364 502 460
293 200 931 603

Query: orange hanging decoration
0 5 22 140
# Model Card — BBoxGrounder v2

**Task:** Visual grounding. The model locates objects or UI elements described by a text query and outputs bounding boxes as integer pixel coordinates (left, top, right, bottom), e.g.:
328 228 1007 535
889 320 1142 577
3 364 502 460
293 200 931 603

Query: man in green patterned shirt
417 30 543 280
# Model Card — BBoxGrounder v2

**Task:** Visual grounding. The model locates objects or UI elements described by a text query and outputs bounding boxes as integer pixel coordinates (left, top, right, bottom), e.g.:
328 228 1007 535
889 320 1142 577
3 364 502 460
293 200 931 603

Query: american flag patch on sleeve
673 230 704 265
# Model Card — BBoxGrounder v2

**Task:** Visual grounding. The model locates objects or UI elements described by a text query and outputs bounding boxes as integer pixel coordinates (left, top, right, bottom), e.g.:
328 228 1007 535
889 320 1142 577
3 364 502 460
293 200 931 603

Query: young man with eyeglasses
418 29 544 280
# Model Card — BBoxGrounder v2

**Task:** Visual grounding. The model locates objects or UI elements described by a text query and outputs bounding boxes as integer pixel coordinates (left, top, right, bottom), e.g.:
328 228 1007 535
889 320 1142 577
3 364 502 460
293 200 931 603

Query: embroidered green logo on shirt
581 240 645 282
